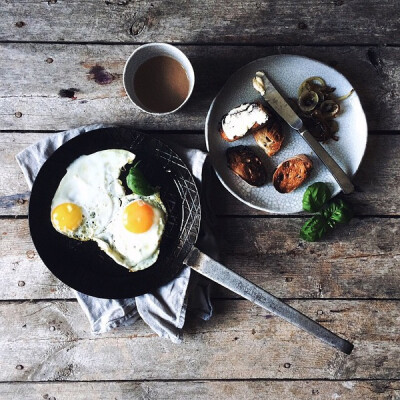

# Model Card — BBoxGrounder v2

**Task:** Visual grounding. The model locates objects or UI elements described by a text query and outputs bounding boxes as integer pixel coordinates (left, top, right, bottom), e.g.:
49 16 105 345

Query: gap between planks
1 378 400 382
0 41 399 47
2 298 400 303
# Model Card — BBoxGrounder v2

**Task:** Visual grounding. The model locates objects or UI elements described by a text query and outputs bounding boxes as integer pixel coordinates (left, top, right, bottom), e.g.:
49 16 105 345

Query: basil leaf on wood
300 214 330 242
322 199 353 226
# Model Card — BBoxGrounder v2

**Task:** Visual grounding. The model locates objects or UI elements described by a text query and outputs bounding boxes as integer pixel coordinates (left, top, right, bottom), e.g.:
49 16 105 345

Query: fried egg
51 149 135 240
94 193 167 272
50 149 167 272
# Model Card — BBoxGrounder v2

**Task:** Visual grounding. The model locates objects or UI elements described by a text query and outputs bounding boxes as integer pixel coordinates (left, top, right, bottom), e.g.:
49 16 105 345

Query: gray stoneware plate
205 54 368 214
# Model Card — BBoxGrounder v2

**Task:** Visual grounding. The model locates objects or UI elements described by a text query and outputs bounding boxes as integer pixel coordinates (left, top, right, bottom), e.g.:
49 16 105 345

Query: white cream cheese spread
221 103 268 140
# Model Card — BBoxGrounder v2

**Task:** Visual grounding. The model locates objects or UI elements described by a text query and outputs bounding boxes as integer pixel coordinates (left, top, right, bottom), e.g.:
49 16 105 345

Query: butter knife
253 71 354 194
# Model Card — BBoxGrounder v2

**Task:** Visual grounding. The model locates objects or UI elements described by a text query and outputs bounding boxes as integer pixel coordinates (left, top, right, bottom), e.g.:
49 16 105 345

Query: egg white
94 193 167 272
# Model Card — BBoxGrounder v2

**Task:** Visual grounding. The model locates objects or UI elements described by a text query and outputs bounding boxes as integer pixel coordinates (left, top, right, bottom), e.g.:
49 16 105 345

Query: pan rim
28 127 201 299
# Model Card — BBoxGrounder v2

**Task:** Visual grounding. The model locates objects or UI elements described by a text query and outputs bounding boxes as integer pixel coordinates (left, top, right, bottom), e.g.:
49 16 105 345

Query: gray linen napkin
16 125 214 343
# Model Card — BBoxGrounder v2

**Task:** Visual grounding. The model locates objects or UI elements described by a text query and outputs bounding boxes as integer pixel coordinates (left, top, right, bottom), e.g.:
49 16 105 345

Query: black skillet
29 127 353 354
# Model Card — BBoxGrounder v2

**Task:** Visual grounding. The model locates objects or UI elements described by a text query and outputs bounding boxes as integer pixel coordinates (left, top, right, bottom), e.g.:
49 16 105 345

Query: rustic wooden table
1 1 400 399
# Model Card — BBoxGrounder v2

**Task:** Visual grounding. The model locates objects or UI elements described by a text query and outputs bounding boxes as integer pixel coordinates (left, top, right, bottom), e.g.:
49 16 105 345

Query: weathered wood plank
1 132 400 216
1 217 399 300
0 380 398 400
217 216 400 300
2 0 399 44
0 300 398 381
0 44 398 131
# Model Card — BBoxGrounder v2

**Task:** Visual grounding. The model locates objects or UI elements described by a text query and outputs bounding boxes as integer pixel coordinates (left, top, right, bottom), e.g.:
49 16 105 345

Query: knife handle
185 247 354 355
299 128 354 194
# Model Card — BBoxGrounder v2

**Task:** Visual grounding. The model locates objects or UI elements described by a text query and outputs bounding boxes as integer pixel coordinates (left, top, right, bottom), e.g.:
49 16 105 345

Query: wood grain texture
1 217 399 300
1 131 400 216
0 300 398 381
1 0 399 394
0 44 398 131
0 380 399 400
2 0 399 44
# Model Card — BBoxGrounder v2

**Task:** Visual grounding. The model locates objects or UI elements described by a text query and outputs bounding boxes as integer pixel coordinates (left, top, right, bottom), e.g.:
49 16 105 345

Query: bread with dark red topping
273 155 313 193
226 145 267 187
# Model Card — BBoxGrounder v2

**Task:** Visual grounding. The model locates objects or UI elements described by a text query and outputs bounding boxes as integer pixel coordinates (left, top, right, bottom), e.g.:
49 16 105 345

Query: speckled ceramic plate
205 54 367 214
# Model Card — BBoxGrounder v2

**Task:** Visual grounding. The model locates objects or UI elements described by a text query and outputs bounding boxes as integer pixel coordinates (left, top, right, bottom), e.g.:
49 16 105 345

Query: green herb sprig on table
300 182 353 242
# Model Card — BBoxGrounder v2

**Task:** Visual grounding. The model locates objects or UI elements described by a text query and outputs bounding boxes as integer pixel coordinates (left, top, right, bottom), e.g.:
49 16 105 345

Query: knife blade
253 71 354 194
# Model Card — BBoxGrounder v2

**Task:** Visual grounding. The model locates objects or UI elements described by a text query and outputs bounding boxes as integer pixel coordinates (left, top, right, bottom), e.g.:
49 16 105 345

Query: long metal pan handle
300 128 355 194
184 247 353 355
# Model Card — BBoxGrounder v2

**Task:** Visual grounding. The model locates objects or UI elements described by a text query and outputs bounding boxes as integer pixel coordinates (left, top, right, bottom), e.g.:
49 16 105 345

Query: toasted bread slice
220 103 269 142
226 145 267 187
273 154 313 193
253 118 284 157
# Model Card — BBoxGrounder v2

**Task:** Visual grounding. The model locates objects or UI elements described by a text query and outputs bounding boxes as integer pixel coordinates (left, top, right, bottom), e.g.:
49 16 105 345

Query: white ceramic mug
123 43 195 115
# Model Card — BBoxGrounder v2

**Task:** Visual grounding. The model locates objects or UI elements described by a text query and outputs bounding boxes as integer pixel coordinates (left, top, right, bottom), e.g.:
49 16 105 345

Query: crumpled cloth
16 124 216 343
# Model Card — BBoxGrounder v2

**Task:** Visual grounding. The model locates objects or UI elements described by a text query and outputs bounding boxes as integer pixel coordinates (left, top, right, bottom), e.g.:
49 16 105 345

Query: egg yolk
123 200 154 233
51 203 83 232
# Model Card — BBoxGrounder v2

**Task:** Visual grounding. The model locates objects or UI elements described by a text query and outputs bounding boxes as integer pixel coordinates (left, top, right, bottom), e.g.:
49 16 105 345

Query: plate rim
205 53 368 214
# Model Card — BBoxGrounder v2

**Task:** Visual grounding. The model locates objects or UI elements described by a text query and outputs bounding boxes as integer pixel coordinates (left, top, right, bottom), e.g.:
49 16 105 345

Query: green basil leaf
126 164 156 196
323 199 353 225
300 214 330 242
302 182 331 213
